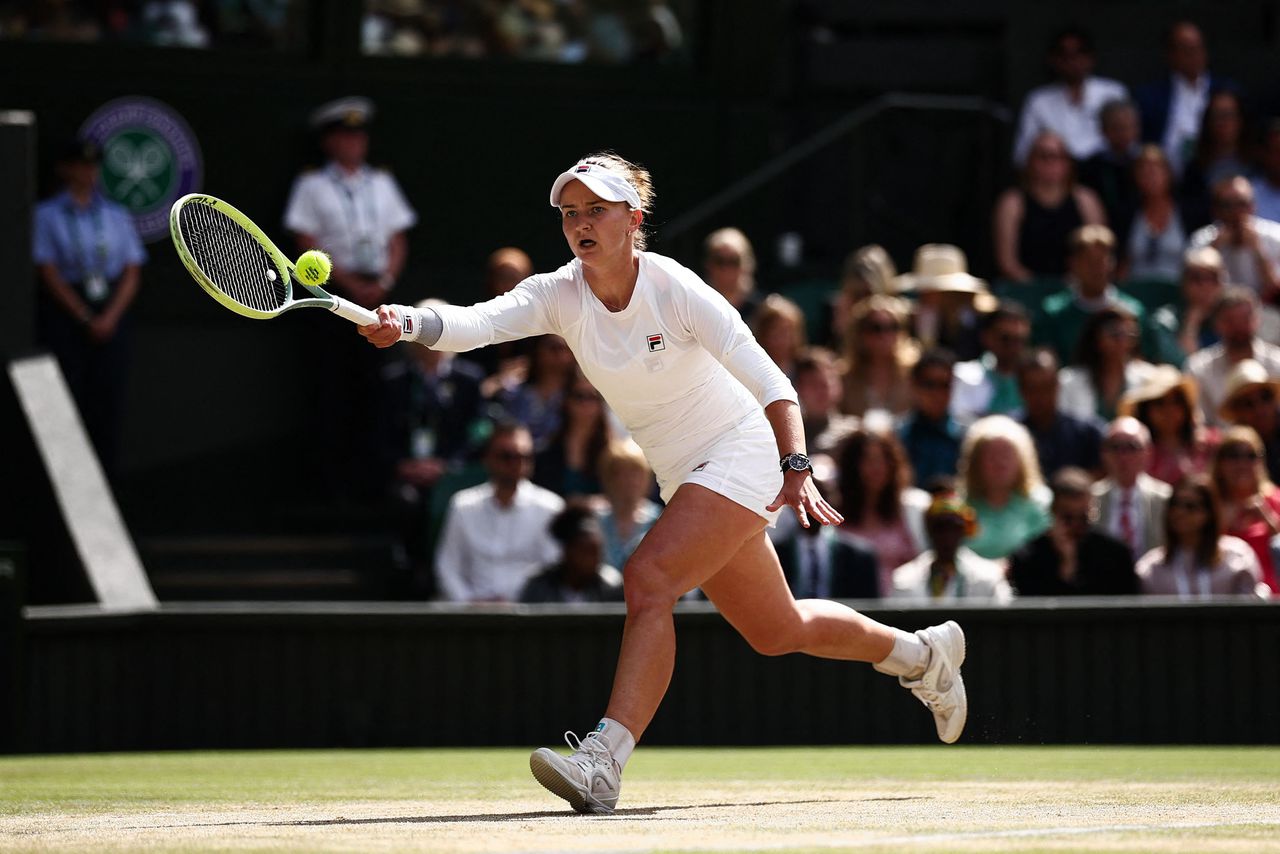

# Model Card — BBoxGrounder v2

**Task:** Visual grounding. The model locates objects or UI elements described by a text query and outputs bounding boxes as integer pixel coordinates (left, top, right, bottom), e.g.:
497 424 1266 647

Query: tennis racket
169 193 379 326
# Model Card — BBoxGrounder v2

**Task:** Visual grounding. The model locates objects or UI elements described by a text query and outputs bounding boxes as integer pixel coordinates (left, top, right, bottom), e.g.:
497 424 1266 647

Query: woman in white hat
358 152 968 813
1118 365 1218 486
1218 359 1280 484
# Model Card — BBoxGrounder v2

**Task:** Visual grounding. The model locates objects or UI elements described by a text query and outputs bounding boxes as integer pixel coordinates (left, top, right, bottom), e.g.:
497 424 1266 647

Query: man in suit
1092 417 1171 560
891 494 1013 602
777 523 880 600
1010 467 1138 596
1134 20 1236 178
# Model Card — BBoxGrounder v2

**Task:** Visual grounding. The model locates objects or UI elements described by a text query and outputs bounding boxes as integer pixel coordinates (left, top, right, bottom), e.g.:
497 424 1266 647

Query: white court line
655 819 1280 850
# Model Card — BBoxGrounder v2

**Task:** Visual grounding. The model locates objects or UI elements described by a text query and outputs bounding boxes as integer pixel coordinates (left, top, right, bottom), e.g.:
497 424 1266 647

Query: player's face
559 180 639 263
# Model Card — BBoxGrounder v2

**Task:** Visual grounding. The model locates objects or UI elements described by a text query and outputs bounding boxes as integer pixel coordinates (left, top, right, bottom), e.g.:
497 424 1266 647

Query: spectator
1186 287 1280 425
1187 176 1280 305
894 243 990 360
751 293 807 378
794 347 859 457
1210 426 1280 594
519 501 624 604
993 131 1106 283
1218 360 1280 484
835 429 930 593
890 493 1013 602
898 349 964 488
1009 467 1139 595
474 246 536 385
533 368 612 497
831 244 896 345
497 334 577 448
379 299 491 593
702 227 759 320
1058 305 1157 422
1180 90 1251 230
284 96 417 498
1018 348 1104 478
1033 225 1156 365
839 295 918 418
284 96 416 309
1092 416 1172 559
435 423 564 602
32 138 146 476
1119 365 1218 486
1135 20 1233 178
1135 474 1268 598
951 303 1031 425
1079 99 1141 246
1120 145 1187 284
595 439 662 571
957 414 1052 560
1151 245 1225 363
777 492 880 600
1011 28 1128 166
1251 120 1280 223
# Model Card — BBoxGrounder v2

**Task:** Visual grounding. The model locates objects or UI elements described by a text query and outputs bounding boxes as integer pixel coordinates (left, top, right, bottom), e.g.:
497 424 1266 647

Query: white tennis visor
549 162 642 209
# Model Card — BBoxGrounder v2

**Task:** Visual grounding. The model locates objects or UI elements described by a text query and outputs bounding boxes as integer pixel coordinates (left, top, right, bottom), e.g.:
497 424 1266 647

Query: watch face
785 454 810 471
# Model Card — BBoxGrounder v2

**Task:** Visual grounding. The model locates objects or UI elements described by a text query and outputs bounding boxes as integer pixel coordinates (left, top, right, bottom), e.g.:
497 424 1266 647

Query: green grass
2 746 1277 814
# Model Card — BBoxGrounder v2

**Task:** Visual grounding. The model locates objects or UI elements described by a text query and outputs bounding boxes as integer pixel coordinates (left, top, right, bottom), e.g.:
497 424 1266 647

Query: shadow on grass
145 796 932 830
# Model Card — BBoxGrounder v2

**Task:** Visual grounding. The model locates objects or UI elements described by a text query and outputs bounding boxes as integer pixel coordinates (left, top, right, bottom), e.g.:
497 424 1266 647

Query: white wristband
388 304 418 341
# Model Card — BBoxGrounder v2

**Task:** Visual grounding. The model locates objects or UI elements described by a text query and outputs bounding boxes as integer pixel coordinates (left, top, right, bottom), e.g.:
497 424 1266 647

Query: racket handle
329 297 380 326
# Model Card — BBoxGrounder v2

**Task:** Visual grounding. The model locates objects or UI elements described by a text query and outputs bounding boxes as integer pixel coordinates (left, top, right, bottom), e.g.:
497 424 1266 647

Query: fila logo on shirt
646 333 665 352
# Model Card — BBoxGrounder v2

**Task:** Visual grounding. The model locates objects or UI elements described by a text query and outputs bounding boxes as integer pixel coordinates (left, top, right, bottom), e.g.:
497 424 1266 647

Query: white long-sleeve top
428 252 798 480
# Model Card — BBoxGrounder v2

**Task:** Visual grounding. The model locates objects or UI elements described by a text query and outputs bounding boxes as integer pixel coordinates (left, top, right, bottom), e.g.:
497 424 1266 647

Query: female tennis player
359 153 968 814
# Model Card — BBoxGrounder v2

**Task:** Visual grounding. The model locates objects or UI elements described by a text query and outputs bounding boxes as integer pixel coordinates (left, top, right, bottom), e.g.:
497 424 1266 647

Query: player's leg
530 483 767 814
700 532 967 743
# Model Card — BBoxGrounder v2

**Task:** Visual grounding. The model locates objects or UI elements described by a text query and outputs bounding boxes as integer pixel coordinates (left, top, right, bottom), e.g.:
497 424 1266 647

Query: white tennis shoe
900 620 968 744
530 731 622 814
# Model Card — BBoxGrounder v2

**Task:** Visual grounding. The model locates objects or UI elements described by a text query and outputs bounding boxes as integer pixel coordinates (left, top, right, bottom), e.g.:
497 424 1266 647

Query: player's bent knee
621 555 682 614
743 625 804 657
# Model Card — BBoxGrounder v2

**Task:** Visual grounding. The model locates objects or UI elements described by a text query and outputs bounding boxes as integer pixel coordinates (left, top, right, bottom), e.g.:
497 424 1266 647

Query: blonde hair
598 438 651 490
1183 245 1224 274
958 415 1045 502
1212 425 1275 496
576 151 655 250
843 294 917 368
841 244 897 299
1068 223 1117 254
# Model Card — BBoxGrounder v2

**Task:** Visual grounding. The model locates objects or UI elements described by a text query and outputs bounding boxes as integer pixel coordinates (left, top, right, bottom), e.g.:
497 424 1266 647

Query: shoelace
563 731 613 771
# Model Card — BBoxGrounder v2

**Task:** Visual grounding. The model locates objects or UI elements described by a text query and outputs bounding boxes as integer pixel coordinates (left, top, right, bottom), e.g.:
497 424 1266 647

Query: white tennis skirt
653 414 784 526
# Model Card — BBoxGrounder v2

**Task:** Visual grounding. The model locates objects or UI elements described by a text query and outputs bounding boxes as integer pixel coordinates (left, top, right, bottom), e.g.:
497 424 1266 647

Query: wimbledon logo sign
80 96 203 243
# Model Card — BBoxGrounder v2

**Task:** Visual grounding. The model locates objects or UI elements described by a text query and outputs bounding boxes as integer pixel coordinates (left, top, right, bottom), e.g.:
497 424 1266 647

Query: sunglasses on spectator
1169 498 1207 512
863 321 898 334
493 450 534 462
1220 448 1260 461
708 254 742 267
1215 197 1249 209
1104 441 1144 453
915 378 951 391
1031 148 1068 161
1232 390 1276 409
1056 511 1090 525
1104 327 1139 341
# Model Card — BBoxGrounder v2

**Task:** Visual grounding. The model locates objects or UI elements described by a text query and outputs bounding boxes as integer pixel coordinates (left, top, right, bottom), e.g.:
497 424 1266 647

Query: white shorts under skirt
653 415 785 526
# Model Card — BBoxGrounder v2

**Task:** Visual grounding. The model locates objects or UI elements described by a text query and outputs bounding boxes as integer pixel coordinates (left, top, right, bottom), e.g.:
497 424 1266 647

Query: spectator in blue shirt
32 139 147 474
898 349 965 487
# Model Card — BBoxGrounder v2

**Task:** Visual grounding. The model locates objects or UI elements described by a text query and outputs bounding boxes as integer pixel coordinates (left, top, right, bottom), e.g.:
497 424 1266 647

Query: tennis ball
295 250 332 286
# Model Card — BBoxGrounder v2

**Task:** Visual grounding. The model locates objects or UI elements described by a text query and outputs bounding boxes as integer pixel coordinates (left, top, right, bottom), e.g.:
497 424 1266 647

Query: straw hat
1219 359 1280 421
1117 364 1199 419
894 244 989 295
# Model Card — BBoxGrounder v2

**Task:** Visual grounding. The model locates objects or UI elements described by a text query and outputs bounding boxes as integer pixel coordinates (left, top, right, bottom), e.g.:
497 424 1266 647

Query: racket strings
178 203 289 312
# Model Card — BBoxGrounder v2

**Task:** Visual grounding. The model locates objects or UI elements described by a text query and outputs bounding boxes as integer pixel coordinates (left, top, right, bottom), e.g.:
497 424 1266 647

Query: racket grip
329 297 380 326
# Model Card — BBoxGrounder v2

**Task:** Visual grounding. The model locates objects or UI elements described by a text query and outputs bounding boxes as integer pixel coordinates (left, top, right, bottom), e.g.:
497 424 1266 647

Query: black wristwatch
779 452 813 475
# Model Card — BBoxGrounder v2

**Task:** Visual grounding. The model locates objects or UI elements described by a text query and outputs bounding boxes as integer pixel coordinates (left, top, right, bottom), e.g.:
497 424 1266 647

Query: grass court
3 745 1278 852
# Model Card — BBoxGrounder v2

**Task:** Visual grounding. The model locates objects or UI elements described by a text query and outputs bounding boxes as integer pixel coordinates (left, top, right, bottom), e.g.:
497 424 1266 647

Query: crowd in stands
375 20 1280 604
0 0 303 49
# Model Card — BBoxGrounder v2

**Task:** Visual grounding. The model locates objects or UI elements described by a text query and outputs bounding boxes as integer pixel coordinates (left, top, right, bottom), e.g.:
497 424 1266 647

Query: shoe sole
529 749 613 815
938 620 967 744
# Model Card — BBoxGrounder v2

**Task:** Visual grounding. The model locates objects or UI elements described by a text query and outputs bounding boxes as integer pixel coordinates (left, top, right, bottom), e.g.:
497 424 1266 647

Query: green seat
778 279 838 344
1118 277 1179 314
